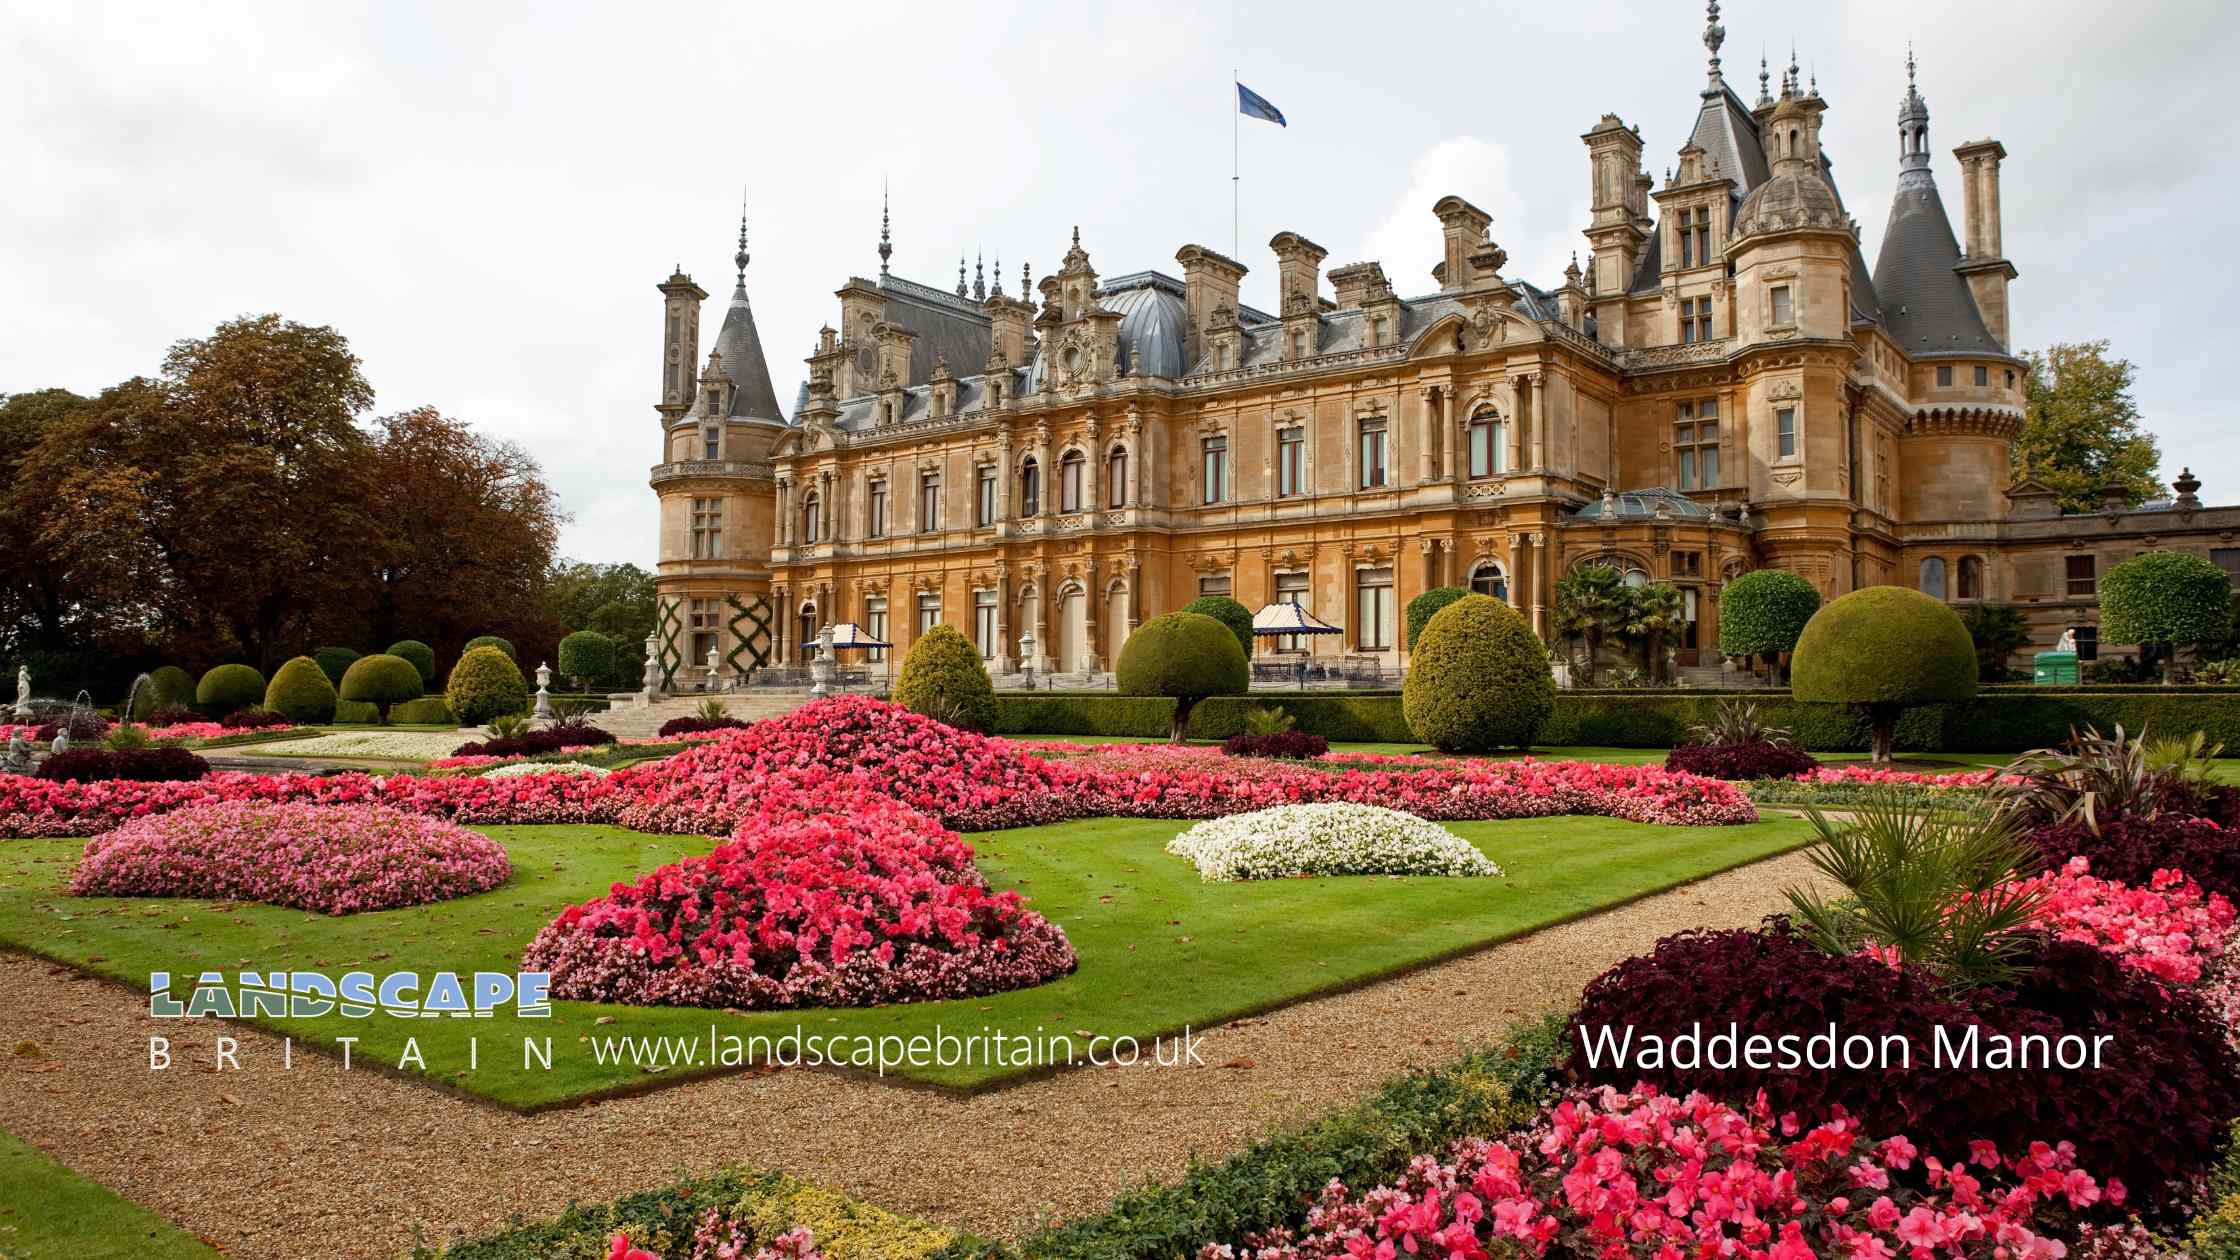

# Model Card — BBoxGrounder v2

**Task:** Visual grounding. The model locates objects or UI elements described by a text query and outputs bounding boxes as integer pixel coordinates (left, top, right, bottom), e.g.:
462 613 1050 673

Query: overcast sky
5 1 2232 565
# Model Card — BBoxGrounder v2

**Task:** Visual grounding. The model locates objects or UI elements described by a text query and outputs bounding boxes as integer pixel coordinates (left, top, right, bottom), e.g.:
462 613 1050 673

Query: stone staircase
595 690 819 740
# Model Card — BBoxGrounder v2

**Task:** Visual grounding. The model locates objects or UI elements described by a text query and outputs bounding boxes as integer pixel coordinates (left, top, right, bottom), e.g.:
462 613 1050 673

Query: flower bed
1205 1085 2105 1260
2019 856 2237 985
1166 803 1501 882
481 760 611 779
0 766 628 837
452 725 618 758
140 721 238 742
69 800 510 913
254 730 476 760
35 746 210 783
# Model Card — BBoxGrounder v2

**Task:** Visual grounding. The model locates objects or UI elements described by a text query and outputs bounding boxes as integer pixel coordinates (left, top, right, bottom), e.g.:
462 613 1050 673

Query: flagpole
1231 68 1239 259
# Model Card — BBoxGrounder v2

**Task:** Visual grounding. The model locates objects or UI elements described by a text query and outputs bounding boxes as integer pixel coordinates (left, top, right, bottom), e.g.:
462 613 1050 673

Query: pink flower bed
0 766 629 837
2015 856 2238 985
1205 1085 2105 1260
142 721 247 742
523 770 1075 1008
1790 766 2016 787
69 800 511 913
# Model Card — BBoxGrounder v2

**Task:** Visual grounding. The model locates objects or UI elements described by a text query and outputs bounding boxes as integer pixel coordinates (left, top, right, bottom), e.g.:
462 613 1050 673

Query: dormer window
1291 331 1308 359
1692 209 1711 265
1371 316 1389 345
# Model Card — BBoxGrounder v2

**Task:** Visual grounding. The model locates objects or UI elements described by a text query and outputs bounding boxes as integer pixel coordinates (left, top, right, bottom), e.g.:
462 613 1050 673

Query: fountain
122 672 155 722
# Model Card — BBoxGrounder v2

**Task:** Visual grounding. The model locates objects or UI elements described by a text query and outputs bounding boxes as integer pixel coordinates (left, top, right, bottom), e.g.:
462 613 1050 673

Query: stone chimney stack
1953 138 2016 347
1175 244 1248 367
1432 196 1493 291
657 268 708 423
983 292 1031 375
1327 260 1389 310
1268 232 1329 311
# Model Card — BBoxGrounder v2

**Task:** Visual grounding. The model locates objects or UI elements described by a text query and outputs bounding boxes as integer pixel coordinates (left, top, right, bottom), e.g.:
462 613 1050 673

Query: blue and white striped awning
1250 601 1343 636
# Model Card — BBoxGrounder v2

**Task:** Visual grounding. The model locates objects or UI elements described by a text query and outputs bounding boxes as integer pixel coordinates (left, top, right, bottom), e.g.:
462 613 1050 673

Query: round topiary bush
444 645 529 725
1405 586 1469 649
1179 595 1254 659
147 665 196 711
891 624 997 733
1716 569 1822 672
557 630 618 690
463 634 518 663
1116 611 1249 743
1402 594 1552 752
311 646 361 686
1790 586 1976 762
385 639 436 687
194 664 266 715
2101 551 2235 680
263 655 337 724
339 653 425 719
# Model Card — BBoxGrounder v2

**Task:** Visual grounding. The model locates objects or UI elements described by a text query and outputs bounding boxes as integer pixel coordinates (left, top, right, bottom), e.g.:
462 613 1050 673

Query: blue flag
1237 81 1286 127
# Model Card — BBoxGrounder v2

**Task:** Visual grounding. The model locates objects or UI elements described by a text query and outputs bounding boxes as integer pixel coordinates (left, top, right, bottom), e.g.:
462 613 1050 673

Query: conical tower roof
712 203 787 424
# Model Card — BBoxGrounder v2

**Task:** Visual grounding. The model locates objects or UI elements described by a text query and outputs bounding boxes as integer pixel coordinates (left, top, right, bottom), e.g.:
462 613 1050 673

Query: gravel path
0 847 1825 1260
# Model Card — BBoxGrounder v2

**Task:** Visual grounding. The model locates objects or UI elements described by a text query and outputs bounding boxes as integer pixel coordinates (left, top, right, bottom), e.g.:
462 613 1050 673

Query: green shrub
2192 1122 2240 1259
2102 551 2235 667
1716 570 1821 666
332 698 380 724
311 646 361 686
1792 586 1976 762
148 665 196 711
1179 596 1255 659
464 634 518 663
1189 694 1415 743
1405 586 1469 649
892 624 997 733
339 653 425 719
1403 594 1552 752
385 639 436 686
194 664 266 715
262 656 337 724
388 697 456 725
1115 612 1249 742
1960 604 2033 682
557 630 618 691
444 646 529 726
993 694 1173 737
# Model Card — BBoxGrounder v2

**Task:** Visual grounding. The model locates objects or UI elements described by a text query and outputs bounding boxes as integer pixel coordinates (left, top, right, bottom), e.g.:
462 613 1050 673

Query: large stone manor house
645 6 2234 687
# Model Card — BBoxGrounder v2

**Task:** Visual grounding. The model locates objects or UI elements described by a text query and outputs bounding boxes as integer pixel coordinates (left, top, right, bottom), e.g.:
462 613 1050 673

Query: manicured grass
0 1129 223 1259
0 814 1816 1102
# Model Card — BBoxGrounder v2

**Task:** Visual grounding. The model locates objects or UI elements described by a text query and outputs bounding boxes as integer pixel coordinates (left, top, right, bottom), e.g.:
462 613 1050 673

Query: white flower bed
480 760 610 779
261 731 473 761
1165 802 1503 882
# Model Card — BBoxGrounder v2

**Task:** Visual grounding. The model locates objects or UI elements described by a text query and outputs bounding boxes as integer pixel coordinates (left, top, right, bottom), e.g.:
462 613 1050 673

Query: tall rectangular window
689 598 719 667
1776 406 1797 459
1274 571 1310 652
1974 365 1990 387
1677 208 1695 267
690 496 723 559
868 481 887 538
702 428 721 460
916 593 941 636
1202 435 1228 505
863 596 888 663
1693 210 1711 265
1769 284 1793 327
1061 454 1084 512
1675 399 1719 489
976 466 996 527
973 590 998 659
1468 412 1506 478
1358 416 1388 489
1277 427 1305 496
1679 296 1712 343
1937 365 1954 387
2066 555 2097 597
919 474 940 533
1355 568 1395 651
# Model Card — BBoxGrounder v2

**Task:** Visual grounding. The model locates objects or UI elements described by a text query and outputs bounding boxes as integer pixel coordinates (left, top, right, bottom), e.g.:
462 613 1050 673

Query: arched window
1019 458 1040 516
800 492 822 544
1060 450 1086 512
1470 562 1508 602
1623 568 1650 589
1467 409 1506 478
1107 445 1129 508
797 603 819 664
1958 556 1984 601
1920 557 1947 600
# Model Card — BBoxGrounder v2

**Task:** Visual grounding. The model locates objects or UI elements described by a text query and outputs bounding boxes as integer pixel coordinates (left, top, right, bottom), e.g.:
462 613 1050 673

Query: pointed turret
707 201 787 424
1871 52 2007 356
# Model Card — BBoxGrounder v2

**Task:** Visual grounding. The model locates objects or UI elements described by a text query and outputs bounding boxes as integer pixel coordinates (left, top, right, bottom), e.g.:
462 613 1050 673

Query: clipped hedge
463 634 518 663
194 664 266 714
1403 594 1552 752
339 654 425 715
332 699 381 724
1116 612 1249 741
992 694 1177 737
385 639 436 686
1190 694 1416 743
147 665 196 711
445 646 529 725
311 646 361 686
1404 585 1469 648
892 624 997 733
1179 595 1255 659
263 656 338 724
388 697 456 725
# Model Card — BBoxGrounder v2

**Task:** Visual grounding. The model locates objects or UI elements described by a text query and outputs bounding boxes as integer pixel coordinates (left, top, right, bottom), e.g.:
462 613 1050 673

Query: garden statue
2 732 28 774
532 661 554 720
809 625 836 698
2055 627 2077 653
12 666 29 720
1018 627 1038 690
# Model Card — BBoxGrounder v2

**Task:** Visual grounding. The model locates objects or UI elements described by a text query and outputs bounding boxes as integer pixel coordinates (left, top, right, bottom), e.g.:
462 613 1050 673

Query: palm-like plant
1621 582 1687 683
1687 698 1793 748
1786 791 2048 989
1997 724 2164 833
1556 563 1628 686
1241 705 1296 736
694 697 731 722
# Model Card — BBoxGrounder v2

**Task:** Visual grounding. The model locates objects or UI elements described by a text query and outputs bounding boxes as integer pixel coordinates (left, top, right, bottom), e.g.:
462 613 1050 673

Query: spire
991 253 1004 298
733 187 750 287
973 251 986 301
1757 48 1772 107
1785 42 1800 97
877 180 892 276
1702 0 1725 88
1896 44 1933 190
707 202 785 424
956 252 968 297
1021 261 1031 300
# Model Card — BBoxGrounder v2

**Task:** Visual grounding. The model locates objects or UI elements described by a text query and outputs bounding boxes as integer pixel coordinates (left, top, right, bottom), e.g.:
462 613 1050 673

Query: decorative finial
957 252 968 297
1703 0 1725 84
1021 260 1031 298
1787 42 1800 96
1809 64 1818 97
991 253 1003 297
1906 41 1917 90
974 251 986 301
1758 47 1771 106
877 180 892 276
1071 225 1080 248
734 186 750 284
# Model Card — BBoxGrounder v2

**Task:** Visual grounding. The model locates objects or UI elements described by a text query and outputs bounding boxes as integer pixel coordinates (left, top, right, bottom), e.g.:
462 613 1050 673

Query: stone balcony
649 459 774 488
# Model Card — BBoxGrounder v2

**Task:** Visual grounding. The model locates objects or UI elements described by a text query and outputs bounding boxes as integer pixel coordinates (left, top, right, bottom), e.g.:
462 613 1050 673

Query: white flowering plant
481 760 611 779
1165 802 1503 882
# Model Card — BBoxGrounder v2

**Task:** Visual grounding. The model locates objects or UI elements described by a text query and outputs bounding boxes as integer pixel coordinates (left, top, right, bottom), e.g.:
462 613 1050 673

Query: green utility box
2033 650 2079 685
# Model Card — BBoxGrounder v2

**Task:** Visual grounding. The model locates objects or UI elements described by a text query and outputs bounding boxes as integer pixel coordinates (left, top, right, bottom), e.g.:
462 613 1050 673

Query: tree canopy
2014 340 2163 513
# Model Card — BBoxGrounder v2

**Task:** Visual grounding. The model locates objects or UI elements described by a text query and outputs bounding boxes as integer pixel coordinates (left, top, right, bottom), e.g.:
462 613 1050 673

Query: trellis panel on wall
726 593 774 680
654 597 685 690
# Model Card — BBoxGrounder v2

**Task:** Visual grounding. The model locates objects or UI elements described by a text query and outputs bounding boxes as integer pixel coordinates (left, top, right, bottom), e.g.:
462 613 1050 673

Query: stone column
1085 414 1104 519
996 432 1014 522
1083 558 1102 672
1531 530 1550 639
994 568 1013 673
775 478 793 547
1530 373 1548 471
1034 425 1054 520
1506 534 1526 612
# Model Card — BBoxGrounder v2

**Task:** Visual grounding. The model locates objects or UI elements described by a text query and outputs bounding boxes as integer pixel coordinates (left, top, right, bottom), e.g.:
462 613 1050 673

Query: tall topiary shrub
1180 596 1255 660
2101 550 2235 684
891 624 997 733
263 655 337 724
444 645 529 725
148 665 196 711
1116 611 1251 743
1405 586 1469 650
557 630 618 691
1403 594 1553 752
1791 585 1975 762
194 664 266 715
464 634 518 663
386 640 436 687
339 653 425 722
1716 569 1821 679
311 646 361 686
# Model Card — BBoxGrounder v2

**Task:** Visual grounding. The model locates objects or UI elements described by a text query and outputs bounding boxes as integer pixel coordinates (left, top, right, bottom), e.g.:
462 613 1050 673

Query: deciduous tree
2014 341 2162 513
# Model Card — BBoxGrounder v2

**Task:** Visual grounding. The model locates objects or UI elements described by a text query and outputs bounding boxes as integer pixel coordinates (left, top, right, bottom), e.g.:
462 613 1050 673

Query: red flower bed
0 766 628 837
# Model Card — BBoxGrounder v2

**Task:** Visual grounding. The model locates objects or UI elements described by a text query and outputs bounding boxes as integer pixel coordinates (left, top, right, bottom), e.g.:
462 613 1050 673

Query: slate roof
876 274 993 387
1872 180 2006 358
709 282 787 424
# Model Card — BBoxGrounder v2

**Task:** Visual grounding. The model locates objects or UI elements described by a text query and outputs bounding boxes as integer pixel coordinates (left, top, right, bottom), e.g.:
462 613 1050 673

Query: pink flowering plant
2011 856 2237 986
1203 1085 2111 1260
68 800 511 913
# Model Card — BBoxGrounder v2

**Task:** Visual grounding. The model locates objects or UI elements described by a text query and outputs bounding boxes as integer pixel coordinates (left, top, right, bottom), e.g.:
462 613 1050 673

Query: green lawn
0 814 1816 1103
0 1130 222 1259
